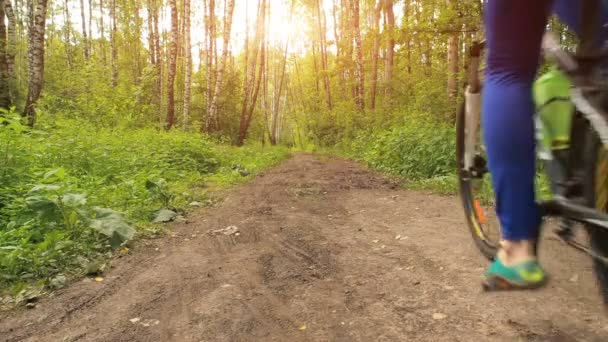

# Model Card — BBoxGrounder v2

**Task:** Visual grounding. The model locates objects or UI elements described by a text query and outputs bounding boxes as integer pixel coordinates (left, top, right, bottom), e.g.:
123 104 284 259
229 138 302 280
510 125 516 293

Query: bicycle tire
456 100 499 260
583 130 608 305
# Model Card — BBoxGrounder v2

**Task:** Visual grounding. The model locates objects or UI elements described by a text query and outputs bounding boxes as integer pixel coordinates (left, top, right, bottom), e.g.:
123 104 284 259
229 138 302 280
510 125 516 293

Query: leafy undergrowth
334 118 552 200
0 114 289 303
336 119 459 194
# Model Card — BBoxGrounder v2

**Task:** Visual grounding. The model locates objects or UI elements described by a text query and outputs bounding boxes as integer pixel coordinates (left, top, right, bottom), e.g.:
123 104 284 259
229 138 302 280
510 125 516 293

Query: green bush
343 118 456 181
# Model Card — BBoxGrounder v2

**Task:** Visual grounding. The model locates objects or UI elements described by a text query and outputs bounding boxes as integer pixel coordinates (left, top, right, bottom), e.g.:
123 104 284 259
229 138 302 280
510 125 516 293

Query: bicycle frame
463 31 608 232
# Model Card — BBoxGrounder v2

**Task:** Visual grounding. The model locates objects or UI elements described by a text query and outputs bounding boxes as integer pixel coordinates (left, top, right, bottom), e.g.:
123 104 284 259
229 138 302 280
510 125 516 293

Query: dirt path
1 153 607 341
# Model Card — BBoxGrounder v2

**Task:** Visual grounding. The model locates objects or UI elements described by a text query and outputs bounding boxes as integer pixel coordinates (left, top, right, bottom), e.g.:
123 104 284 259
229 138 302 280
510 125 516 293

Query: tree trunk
311 42 320 95
237 0 266 146
152 0 161 100
63 0 73 69
166 0 178 129
5 0 16 80
80 0 89 59
203 0 215 123
110 0 117 86
351 0 365 113
183 0 192 127
0 0 9 109
205 0 235 131
271 20 290 145
369 0 382 111
237 39 264 146
315 0 332 110
446 0 459 99
99 0 106 65
384 0 394 97
24 0 49 126
88 0 92 56
333 0 346 98
403 0 411 74
146 0 156 65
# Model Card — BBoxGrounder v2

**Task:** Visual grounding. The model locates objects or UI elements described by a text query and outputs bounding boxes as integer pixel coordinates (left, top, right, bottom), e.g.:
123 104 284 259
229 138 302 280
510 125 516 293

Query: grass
0 114 290 303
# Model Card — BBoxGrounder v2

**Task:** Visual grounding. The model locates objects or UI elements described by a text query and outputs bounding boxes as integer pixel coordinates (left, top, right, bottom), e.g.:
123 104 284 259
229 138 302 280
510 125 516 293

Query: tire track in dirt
1 153 607 341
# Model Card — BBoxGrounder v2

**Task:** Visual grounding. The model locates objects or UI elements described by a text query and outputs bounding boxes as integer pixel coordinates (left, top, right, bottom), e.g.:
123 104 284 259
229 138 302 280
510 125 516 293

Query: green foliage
342 117 456 182
0 116 289 292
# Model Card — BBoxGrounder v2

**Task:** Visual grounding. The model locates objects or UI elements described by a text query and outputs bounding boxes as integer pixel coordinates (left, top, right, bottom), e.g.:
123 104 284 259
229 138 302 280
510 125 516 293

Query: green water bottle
533 68 574 151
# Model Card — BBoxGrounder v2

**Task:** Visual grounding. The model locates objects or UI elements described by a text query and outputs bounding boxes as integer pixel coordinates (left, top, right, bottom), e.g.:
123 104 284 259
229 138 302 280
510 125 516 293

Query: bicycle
456 2 608 302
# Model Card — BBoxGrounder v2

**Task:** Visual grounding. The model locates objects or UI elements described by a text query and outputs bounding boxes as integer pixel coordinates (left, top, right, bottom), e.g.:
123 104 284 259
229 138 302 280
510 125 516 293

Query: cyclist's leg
483 0 551 275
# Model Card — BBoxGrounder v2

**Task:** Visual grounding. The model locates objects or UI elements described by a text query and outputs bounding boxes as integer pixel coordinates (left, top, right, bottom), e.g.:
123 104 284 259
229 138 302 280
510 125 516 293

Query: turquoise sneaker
483 258 547 291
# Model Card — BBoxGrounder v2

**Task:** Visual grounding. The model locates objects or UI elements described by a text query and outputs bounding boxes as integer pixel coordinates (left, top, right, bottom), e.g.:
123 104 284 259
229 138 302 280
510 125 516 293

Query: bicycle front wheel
456 100 501 260
584 131 608 305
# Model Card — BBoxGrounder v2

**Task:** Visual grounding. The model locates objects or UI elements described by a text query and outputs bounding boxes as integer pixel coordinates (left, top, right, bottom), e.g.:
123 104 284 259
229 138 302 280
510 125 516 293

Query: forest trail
1 153 607 342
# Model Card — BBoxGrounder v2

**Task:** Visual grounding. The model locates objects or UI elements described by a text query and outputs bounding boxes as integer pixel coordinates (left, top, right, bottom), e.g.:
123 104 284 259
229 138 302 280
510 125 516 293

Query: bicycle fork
464 42 484 174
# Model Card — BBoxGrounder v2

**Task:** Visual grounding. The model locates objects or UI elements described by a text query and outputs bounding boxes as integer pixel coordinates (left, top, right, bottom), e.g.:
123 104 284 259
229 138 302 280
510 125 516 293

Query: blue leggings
483 0 607 240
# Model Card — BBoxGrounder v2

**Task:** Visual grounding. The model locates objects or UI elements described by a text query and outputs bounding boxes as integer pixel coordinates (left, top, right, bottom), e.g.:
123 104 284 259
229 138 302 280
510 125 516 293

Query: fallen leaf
209 226 239 236
141 319 160 327
433 313 447 320
120 247 129 255
298 325 307 331
95 277 104 282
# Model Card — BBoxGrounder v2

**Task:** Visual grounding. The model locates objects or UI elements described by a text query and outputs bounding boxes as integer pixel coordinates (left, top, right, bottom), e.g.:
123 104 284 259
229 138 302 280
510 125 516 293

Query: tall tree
446 0 459 99
351 0 365 113
237 0 266 146
315 0 332 110
271 0 293 145
182 0 192 126
203 0 215 124
0 0 9 109
99 0 106 65
88 0 93 56
152 0 161 100
205 0 235 131
63 0 73 69
110 0 117 86
4 0 16 83
24 0 49 126
80 0 89 59
369 0 382 111
146 0 155 65
384 0 395 97
166 0 178 128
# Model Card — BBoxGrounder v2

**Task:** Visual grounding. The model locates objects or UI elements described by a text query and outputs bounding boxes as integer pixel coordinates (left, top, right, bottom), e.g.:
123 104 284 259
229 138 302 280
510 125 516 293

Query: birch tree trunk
369 0 382 111
88 0 92 56
146 0 156 65
384 0 395 97
63 0 73 69
351 0 365 113
205 0 235 131
110 0 118 86
182 0 192 126
99 0 106 65
237 0 265 146
24 0 49 126
315 0 332 110
0 0 9 109
446 0 459 99
165 0 178 129
4 0 16 80
80 0 89 59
